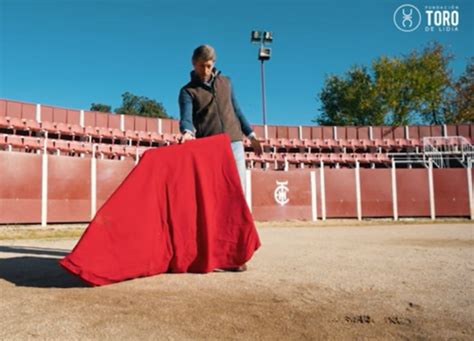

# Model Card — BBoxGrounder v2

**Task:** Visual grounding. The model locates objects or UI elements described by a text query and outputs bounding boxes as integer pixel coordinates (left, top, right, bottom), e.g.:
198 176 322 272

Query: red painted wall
0 152 42 223
324 168 357 218
47 155 91 222
251 170 312 221
360 169 393 217
396 169 430 217
433 169 470 216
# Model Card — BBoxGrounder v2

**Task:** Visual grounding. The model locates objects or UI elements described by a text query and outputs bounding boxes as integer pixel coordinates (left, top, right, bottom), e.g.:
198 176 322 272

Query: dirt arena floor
0 221 472 340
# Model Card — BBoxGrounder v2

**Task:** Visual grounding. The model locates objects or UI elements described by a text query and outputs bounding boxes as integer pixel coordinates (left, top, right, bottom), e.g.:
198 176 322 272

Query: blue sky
0 0 472 126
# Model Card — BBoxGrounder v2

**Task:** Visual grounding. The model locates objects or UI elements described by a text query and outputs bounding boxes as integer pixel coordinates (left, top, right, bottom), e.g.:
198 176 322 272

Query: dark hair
192 45 216 61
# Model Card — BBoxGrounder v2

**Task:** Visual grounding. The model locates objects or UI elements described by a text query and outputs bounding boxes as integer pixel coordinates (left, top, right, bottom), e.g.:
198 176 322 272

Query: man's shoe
226 264 247 272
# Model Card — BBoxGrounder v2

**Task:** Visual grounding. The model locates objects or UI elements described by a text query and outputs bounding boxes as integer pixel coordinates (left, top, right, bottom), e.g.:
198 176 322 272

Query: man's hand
250 136 263 156
178 131 195 144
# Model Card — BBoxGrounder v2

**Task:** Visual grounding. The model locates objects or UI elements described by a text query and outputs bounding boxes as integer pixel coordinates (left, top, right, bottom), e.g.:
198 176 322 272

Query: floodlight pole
260 59 267 126
251 30 272 126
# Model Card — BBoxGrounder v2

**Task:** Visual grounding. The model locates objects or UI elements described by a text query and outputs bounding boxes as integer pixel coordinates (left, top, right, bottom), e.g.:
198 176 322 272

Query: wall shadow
0 245 69 257
0 246 88 288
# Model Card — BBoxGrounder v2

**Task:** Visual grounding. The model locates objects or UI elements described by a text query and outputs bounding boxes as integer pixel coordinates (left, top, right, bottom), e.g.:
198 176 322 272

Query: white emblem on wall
274 180 290 206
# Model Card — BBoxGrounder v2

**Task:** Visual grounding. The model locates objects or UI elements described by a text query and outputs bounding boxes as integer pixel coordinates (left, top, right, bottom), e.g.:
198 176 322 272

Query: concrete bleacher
1 99 473 169
1 98 473 224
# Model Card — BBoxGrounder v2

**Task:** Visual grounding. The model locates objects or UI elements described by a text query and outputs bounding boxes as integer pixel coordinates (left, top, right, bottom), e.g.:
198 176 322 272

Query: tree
316 42 459 126
445 57 474 123
316 66 383 126
115 92 169 118
372 43 452 125
372 55 415 125
90 103 112 112
372 42 452 125
412 43 452 125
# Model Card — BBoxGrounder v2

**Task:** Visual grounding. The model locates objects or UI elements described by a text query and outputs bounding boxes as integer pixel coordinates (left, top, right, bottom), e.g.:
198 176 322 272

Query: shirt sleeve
230 82 255 138
178 88 195 136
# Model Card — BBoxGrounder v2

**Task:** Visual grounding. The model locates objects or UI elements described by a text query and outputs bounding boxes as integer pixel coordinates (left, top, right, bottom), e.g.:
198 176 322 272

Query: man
177 44 263 196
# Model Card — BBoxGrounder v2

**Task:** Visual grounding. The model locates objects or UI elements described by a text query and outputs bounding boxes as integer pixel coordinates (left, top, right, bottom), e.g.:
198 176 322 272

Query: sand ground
0 222 473 340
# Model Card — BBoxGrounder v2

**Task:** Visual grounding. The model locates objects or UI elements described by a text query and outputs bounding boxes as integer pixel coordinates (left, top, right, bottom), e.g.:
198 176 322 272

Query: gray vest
183 73 243 142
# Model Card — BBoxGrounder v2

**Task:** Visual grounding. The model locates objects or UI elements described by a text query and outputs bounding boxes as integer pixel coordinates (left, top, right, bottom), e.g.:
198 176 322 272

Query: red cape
59 133 261 286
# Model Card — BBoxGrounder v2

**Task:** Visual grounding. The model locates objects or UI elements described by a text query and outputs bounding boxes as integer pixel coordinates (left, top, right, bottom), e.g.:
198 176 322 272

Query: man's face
192 59 214 82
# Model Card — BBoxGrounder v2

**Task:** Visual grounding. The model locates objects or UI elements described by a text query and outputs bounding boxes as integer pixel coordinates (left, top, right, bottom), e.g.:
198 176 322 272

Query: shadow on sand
0 245 88 288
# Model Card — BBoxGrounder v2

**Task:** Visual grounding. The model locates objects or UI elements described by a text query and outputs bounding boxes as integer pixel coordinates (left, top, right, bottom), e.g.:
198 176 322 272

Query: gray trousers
230 141 246 197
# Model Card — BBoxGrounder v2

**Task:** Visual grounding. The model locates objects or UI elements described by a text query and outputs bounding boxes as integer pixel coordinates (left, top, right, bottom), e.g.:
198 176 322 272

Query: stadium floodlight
258 47 271 61
263 31 273 43
250 30 273 126
251 31 262 43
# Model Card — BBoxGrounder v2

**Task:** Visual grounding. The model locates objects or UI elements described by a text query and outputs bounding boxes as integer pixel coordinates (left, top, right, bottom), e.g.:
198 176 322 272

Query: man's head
192 45 216 82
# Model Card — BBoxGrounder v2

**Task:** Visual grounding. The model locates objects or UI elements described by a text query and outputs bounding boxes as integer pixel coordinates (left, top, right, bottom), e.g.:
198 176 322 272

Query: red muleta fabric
59 133 261 286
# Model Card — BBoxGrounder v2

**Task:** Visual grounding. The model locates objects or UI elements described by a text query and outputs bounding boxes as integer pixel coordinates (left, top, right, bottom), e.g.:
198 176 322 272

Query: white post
442 124 448 137
405 126 410 139
245 169 252 212
369 126 373 140
158 118 162 134
333 126 338 140
467 161 473 220
80 110 85 127
120 114 125 131
428 159 435 220
391 159 398 221
298 125 303 140
264 125 268 140
310 171 317 221
36 104 41 122
355 160 362 221
41 133 48 227
320 161 326 221
91 144 97 219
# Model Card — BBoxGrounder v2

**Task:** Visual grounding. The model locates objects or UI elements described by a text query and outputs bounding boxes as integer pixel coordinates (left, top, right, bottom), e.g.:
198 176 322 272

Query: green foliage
444 57 474 123
409 43 452 124
90 103 112 112
373 42 452 125
372 55 413 125
115 92 169 118
317 66 384 126
316 42 471 126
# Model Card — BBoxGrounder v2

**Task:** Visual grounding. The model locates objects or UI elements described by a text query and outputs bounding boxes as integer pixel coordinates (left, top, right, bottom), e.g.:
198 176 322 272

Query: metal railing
422 136 474 168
